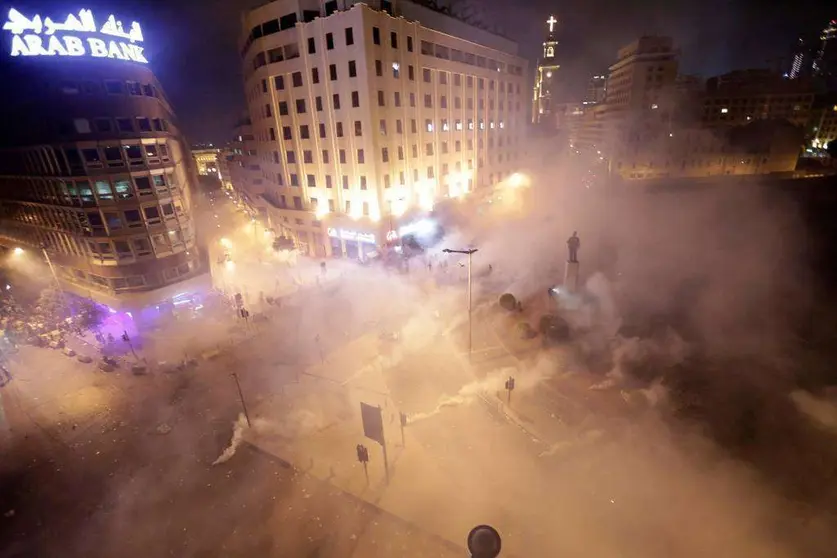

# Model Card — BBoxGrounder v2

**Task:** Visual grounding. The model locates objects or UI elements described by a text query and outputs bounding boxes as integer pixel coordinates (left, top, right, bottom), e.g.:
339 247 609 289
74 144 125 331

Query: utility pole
442 247 478 360
399 412 407 446
231 372 251 427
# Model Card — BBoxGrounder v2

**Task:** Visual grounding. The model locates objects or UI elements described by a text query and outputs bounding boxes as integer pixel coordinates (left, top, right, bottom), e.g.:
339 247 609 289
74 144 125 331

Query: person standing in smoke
567 231 581 263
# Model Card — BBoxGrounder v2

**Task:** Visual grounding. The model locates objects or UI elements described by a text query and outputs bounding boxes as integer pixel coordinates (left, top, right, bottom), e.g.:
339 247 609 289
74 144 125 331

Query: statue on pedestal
567 231 580 263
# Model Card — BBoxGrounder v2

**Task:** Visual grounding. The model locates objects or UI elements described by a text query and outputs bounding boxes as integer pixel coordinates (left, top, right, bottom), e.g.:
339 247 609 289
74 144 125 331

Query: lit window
425 119 433 132
720 107 728 114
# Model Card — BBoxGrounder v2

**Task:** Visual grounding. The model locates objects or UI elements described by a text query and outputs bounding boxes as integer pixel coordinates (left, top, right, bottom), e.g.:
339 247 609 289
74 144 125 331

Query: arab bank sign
2 8 147 63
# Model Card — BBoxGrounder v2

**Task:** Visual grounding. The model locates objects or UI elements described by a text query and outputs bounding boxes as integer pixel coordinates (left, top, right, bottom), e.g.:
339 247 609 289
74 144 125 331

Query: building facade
700 69 814 129
532 15 560 126
0 8 206 309
240 0 527 258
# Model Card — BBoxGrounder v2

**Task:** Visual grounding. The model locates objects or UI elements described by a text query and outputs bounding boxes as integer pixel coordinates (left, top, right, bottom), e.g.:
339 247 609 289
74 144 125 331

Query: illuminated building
584 75 606 105
192 148 220 176
808 97 837 154
240 0 527 258
0 7 206 309
531 15 560 126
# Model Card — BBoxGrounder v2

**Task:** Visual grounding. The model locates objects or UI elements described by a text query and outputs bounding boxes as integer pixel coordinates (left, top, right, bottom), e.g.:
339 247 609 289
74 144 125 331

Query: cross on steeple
547 15 557 33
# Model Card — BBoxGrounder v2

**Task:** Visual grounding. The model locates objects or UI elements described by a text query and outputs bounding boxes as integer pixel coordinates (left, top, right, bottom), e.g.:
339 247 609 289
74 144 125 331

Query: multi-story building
809 95 837 153
0 7 206 310
700 69 814 129
813 19 837 85
604 36 679 115
532 15 560 126
240 0 527 259
192 148 220 176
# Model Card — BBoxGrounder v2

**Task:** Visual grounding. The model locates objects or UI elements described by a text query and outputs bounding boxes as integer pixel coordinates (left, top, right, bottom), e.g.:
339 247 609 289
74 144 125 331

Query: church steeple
532 14 561 125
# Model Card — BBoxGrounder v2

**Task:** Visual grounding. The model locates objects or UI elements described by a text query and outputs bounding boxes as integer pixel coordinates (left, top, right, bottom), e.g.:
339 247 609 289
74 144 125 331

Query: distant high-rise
532 15 561 125
584 75 606 105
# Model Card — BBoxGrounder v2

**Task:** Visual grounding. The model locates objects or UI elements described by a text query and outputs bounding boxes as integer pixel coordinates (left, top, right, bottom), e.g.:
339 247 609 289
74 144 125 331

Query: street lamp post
442 247 478 360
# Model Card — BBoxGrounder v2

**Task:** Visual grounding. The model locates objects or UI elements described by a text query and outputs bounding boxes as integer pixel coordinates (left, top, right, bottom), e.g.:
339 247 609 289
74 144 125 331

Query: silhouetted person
567 231 580 263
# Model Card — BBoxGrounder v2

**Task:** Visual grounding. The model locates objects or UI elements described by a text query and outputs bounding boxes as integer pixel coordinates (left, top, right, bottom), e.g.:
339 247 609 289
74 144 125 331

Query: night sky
2 0 833 143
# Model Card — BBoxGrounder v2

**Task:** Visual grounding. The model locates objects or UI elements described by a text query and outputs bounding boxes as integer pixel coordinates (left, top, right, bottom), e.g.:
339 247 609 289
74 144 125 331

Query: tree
827 140 837 160
76 299 105 332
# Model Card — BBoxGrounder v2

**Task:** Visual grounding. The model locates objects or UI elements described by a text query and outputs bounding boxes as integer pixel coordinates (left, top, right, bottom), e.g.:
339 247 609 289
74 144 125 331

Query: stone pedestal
564 260 580 293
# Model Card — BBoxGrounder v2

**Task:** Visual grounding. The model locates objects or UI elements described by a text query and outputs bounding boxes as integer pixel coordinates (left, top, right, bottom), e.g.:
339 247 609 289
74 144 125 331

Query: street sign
360 402 384 445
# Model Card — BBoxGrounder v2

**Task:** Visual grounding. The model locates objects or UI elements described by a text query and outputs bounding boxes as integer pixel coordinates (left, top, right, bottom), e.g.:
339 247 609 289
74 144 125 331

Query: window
413 169 419 182
296 99 307 114
268 47 283 63
116 118 133 132
152 118 163 131
382 147 389 162
384 174 391 188
408 65 414 80
378 90 385 107
322 149 330 163
352 91 359 107
372 26 380 45
441 141 448 154
357 149 365 164
339 149 346 164
124 145 143 162
82 148 101 163
348 60 357 78
319 123 327 138
161 203 175 218
360 177 367 190
423 68 431 83
380 119 387 134
425 143 434 156
454 97 461 109
104 80 124 94
290 174 299 187
287 150 296 164
279 101 289 115
153 175 167 191
412 145 418 158
442 119 449 131
274 75 285 90
283 126 292 140
342 176 349 189
336 122 344 137
440 72 447 85
308 37 316 54
407 36 413 52
134 176 152 192
455 140 461 152
292 72 303 87
307 174 316 187
375 60 383 77
441 96 447 109
105 212 122 230
362 201 370 216
303 150 313 163
93 118 112 132
293 196 303 209
133 238 151 256
345 27 354 46
398 146 404 160
393 63 400 78
74 118 91 133
454 74 461 87
113 178 132 199
394 92 401 107
411 119 417 133
425 119 433 132
326 33 334 50
390 31 398 49
137 117 152 132
270 127 277 141
326 176 333 189
143 205 160 221
312 67 320 84
354 121 362 136
315 96 323 111
124 209 142 227
104 146 122 163
455 119 462 131
427 167 434 179
329 64 337 81
424 94 432 108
